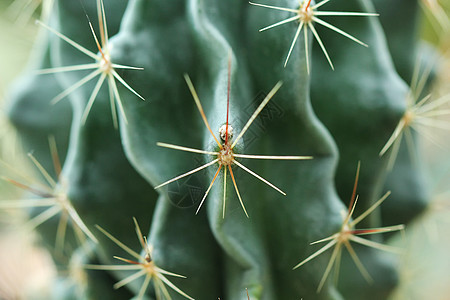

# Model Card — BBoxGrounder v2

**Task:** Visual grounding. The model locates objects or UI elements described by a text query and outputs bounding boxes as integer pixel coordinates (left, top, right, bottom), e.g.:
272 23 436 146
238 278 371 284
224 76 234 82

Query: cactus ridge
85 218 194 300
156 73 312 219
36 0 144 128
0 138 97 255
379 57 450 170
293 163 404 292
249 0 379 72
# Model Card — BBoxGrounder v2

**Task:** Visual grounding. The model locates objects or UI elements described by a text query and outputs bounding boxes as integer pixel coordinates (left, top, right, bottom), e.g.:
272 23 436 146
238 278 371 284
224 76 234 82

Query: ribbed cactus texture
3 0 448 299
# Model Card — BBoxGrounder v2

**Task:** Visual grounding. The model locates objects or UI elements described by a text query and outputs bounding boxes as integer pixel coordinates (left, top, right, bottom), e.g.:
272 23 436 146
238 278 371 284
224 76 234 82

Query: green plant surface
0 0 449 299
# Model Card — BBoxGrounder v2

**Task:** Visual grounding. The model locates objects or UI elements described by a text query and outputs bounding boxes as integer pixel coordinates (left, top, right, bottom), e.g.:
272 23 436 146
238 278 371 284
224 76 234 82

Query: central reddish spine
305 0 312 10
226 55 231 146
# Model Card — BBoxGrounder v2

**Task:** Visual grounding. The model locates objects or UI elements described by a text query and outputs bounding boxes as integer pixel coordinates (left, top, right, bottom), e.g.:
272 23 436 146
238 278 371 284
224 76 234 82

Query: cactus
2 0 449 299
